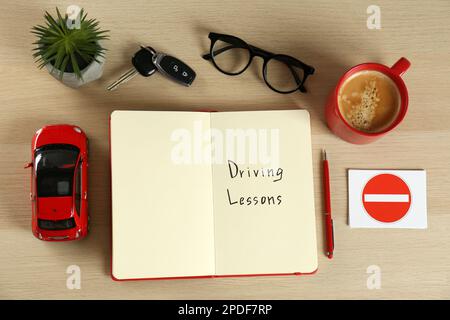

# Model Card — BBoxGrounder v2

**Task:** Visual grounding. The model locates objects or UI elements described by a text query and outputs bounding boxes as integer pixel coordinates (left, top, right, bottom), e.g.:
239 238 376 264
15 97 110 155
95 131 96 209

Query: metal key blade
106 68 138 91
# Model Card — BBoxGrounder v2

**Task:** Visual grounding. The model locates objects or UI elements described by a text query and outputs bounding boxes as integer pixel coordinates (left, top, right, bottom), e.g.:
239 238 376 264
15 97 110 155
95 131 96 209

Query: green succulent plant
32 7 109 79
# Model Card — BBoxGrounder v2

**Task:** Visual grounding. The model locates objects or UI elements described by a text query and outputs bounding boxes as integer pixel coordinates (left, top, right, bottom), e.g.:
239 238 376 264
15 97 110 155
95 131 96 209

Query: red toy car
25 125 88 241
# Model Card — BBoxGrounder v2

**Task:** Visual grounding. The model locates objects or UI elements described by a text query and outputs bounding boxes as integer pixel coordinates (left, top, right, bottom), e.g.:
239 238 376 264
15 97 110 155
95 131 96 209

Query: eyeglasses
202 32 315 94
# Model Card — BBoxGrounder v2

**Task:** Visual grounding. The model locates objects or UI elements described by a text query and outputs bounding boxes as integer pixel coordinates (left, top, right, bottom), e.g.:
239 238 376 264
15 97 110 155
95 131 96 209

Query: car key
152 52 196 86
107 46 157 91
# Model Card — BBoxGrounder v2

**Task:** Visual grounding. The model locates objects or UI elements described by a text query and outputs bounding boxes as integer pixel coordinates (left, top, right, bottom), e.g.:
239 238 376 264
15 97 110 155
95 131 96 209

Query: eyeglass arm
286 63 306 92
202 45 234 59
202 42 250 60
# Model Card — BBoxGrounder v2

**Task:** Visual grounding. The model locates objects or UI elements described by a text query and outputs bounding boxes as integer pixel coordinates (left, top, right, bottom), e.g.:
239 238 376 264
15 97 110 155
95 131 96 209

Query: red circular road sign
362 174 411 223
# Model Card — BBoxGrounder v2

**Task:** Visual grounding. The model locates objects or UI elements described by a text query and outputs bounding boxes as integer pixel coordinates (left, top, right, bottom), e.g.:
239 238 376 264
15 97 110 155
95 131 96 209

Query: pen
322 149 334 259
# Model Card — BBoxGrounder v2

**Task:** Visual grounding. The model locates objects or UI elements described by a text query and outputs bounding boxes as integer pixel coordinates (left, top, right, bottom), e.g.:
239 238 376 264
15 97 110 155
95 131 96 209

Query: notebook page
210 110 318 275
111 111 215 279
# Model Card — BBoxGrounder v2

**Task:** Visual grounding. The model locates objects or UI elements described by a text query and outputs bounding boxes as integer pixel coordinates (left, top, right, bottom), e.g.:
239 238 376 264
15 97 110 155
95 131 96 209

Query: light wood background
1 0 449 299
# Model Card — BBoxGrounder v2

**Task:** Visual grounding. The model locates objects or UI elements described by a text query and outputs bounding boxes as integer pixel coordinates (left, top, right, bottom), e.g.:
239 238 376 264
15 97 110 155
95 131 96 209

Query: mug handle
391 57 411 77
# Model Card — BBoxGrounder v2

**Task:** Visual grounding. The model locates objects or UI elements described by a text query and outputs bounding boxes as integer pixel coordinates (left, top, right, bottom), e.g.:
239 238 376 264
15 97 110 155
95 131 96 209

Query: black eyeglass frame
202 32 315 94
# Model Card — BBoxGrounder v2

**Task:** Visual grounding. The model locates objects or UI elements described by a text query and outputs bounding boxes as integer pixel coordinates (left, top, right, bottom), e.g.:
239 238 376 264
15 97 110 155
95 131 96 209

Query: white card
348 169 427 229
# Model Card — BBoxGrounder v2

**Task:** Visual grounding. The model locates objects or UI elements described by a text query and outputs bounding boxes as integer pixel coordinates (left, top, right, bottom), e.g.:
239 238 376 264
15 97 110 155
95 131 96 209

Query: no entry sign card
348 169 427 229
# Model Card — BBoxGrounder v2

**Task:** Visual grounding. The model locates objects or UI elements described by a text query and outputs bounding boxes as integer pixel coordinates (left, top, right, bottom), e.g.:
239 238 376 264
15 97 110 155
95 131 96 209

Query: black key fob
132 46 157 77
153 53 196 86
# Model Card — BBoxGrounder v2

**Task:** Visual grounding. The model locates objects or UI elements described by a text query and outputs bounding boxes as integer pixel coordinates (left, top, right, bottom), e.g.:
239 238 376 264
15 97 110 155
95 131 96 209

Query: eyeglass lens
211 38 250 74
264 57 305 93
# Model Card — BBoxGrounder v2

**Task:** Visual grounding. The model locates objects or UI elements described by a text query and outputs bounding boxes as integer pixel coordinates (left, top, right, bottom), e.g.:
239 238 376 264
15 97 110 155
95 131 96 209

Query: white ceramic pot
46 54 105 88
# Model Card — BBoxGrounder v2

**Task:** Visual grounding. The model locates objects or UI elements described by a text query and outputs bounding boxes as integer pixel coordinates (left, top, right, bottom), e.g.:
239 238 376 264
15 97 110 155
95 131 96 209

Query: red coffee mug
325 57 410 144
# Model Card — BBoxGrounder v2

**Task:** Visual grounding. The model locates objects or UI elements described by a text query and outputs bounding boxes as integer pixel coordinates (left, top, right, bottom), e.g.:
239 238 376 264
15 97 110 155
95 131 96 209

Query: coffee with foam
338 70 400 133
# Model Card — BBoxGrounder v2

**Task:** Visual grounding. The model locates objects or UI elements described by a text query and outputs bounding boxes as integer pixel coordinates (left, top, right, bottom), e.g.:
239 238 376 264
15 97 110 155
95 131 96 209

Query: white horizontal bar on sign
364 194 410 202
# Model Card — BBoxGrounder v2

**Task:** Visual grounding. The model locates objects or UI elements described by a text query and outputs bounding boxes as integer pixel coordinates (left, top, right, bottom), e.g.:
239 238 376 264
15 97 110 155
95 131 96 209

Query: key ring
140 45 156 56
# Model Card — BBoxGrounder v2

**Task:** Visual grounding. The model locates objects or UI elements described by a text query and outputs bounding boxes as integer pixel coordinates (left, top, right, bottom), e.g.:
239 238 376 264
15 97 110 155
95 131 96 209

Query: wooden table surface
1 0 449 299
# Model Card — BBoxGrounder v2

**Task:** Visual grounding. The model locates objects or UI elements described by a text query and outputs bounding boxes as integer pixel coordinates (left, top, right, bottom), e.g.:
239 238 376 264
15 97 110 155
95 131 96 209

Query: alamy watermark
66 265 81 290
366 265 381 289
367 5 381 29
170 120 281 168
66 5 82 30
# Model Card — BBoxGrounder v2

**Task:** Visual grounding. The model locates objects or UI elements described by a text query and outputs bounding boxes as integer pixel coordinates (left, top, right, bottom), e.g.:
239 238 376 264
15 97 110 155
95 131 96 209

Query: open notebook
110 109 317 280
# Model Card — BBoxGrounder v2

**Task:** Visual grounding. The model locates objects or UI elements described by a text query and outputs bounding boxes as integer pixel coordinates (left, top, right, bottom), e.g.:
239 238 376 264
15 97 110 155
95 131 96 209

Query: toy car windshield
35 144 80 197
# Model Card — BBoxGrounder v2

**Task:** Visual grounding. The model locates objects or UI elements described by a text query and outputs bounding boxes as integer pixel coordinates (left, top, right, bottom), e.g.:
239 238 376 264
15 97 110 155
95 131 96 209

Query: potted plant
32 7 109 88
